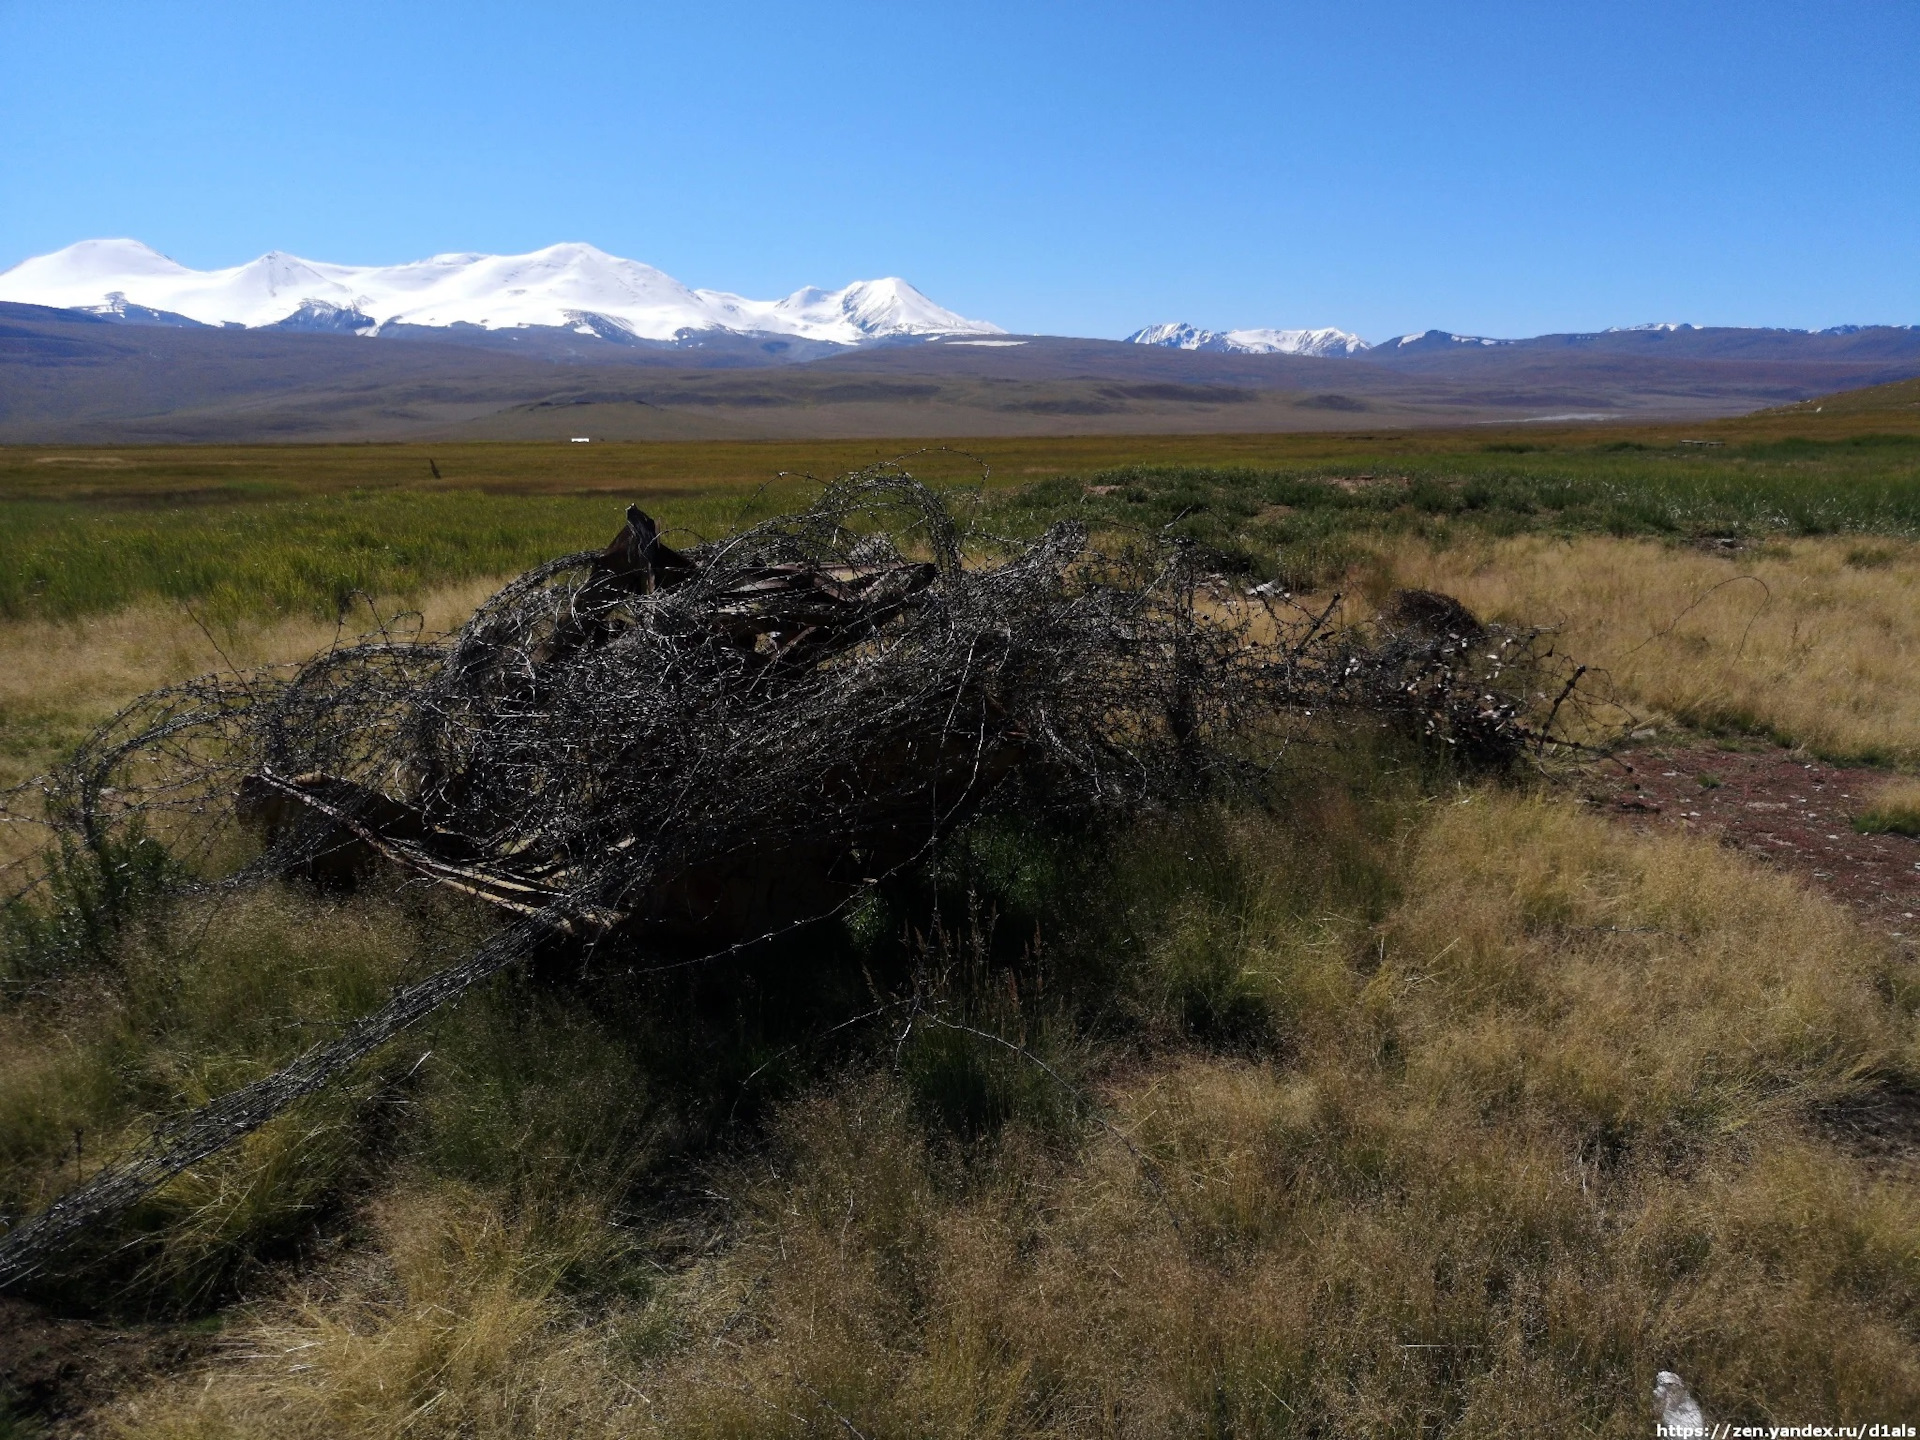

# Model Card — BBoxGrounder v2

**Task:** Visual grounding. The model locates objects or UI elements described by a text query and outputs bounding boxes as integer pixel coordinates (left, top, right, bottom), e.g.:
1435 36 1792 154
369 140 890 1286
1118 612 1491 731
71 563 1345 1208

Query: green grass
1852 779 1920 838
1 490 591 623
4 431 1917 621
0 488 812 623
985 435 1920 585
0 877 492 1313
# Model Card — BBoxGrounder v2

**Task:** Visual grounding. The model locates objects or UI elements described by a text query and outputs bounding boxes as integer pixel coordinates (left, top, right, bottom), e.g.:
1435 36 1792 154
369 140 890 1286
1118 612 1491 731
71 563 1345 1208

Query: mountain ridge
1126 321 1370 357
6 240 1913 359
9 298 1920 447
0 239 1004 347
1132 321 1919 358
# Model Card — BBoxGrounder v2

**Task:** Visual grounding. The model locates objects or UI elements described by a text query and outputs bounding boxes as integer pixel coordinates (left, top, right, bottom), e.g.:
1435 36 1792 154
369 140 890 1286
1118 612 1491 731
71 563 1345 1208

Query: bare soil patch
0 1297 213 1435
1589 741 1920 938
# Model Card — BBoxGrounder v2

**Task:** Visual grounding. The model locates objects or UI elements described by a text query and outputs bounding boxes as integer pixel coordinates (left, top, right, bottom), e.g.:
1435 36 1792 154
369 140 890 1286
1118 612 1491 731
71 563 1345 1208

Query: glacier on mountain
1125 321 1369 357
0 239 1004 345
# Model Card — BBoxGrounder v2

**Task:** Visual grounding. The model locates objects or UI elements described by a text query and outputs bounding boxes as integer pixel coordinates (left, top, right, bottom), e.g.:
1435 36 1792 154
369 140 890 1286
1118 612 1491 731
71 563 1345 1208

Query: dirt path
1588 742 1920 940
1587 741 1920 1172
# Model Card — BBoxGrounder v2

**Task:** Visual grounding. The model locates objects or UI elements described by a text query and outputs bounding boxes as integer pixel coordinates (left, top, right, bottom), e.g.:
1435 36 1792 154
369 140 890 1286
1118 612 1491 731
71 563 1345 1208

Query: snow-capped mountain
0 239 1003 346
1371 330 1514 351
1223 326 1371 357
1127 322 1218 350
1126 321 1369 357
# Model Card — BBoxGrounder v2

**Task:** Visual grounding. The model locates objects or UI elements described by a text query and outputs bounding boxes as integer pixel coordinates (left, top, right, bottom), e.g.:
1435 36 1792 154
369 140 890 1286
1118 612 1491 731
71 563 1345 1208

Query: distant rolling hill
5 301 1920 444
1755 372 1920 417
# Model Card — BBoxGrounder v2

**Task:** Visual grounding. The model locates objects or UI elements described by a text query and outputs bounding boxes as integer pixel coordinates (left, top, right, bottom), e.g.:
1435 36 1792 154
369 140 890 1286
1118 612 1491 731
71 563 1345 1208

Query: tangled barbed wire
0 463 1608 1286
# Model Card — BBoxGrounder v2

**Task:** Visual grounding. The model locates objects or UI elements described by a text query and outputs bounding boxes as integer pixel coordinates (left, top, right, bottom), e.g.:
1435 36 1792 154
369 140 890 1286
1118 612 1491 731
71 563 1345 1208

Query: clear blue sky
2 0 1914 341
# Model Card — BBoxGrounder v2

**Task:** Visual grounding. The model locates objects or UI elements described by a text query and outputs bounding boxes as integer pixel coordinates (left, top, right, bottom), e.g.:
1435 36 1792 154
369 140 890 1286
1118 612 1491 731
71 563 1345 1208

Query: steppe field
4 382 1920 1436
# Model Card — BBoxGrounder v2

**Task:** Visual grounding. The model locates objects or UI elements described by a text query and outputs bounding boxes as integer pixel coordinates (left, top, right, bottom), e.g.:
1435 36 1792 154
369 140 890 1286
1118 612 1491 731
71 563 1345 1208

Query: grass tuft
0 884 489 1313
1853 777 1920 838
3 822 177 999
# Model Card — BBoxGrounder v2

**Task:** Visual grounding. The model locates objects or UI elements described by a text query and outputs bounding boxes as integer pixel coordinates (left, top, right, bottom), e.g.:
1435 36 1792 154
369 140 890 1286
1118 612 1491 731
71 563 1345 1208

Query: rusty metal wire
0 464 1600 1287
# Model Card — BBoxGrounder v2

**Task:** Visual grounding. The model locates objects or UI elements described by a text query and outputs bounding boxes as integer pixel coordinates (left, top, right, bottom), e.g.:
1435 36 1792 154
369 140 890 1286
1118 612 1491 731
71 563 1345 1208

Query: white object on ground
1654 1371 1705 1431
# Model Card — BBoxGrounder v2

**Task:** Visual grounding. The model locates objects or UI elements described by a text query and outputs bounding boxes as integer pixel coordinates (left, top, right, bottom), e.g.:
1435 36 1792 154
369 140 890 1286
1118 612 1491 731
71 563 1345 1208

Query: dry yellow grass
9 519 1920 1432
4 530 1912 853
1371 533 1920 764
108 794 1920 1436
105 1186 649 1440
0 578 500 776
0 579 502 873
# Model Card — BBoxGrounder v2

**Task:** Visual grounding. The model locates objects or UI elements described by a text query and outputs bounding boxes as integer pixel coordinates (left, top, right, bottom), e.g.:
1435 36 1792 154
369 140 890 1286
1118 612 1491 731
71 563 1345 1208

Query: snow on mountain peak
1126 321 1368 357
771 276 1002 342
1221 326 1370 357
0 239 194 307
0 240 1002 344
1377 331 1511 350
1128 322 1217 349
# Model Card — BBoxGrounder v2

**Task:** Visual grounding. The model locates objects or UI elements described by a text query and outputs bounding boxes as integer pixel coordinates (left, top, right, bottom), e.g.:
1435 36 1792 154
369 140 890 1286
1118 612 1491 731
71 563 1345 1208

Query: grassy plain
3 408 1917 621
4 395 1920 1435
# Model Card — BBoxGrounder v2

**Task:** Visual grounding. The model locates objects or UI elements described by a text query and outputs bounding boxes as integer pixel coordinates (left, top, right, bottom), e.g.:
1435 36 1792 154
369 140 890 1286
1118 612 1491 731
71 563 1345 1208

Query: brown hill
4 303 1918 444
